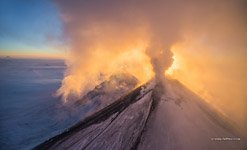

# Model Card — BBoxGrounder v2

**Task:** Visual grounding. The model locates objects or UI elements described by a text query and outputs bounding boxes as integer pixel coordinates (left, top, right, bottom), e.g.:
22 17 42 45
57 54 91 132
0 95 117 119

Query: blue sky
0 0 64 57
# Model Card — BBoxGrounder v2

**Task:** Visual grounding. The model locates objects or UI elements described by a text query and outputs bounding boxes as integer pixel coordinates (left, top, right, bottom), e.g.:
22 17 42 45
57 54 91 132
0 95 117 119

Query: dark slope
72 73 139 118
34 82 154 150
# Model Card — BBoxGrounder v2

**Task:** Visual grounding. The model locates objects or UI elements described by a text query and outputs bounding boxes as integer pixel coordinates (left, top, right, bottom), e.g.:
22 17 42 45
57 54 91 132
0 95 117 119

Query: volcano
35 74 246 150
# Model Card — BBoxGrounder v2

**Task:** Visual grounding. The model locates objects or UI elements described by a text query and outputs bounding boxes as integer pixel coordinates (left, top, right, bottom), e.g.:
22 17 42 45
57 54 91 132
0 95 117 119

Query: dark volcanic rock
35 82 154 150
74 73 139 117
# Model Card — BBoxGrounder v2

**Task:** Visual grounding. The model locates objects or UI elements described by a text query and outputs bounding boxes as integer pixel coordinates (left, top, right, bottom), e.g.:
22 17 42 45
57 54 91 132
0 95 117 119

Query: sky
53 0 246 133
0 0 64 58
0 0 246 133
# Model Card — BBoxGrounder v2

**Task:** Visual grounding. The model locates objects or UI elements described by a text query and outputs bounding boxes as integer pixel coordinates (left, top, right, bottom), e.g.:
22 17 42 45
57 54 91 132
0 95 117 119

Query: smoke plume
54 0 247 133
54 0 186 100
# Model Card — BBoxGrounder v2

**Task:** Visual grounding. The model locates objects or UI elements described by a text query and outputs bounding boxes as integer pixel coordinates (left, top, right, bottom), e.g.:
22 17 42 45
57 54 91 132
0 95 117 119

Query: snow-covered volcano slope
35 81 154 150
138 79 246 150
35 78 246 150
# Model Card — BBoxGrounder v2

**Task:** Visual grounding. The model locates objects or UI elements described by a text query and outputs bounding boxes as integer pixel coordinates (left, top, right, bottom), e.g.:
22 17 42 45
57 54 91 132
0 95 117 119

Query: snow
39 89 153 150
1 59 245 150
0 59 140 149
84 92 152 150
138 79 246 150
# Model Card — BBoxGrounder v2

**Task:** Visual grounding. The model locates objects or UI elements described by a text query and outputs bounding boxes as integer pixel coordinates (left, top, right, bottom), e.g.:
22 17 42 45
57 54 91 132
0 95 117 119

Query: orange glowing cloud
54 0 247 133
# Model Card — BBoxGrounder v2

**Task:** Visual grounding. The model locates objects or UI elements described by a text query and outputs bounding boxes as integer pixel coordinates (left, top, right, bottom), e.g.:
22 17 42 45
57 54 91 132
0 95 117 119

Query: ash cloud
54 0 247 133
54 0 186 100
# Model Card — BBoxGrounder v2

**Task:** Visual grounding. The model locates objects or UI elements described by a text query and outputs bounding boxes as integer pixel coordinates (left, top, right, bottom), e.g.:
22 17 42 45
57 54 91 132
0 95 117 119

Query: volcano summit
35 74 246 150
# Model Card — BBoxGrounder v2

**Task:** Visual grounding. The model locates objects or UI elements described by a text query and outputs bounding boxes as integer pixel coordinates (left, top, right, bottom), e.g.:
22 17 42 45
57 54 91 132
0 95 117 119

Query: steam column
149 49 173 105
